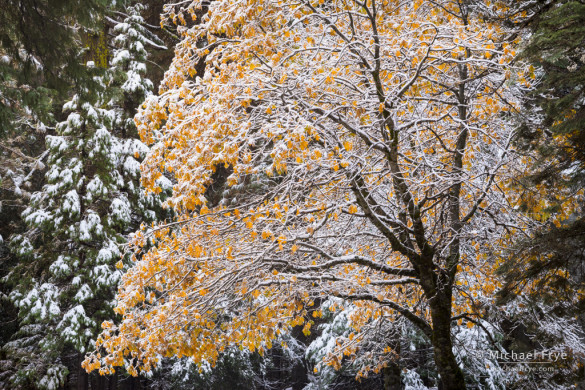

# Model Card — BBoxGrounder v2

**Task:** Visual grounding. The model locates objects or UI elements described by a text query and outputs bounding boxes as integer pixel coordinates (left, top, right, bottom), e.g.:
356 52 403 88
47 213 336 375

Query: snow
112 169 125 187
91 127 113 148
122 70 143 93
403 370 429 390
48 301 60 317
25 209 51 226
157 175 173 190
114 22 130 33
48 166 74 188
38 365 68 390
82 102 99 122
62 190 81 215
91 264 117 287
112 49 130 66
66 112 82 129
96 239 120 264
74 284 94 303
46 135 70 153
14 283 60 321
111 196 132 225
62 95 79 111
15 236 33 255
86 176 107 201
561 161 580 178
79 212 103 241
453 322 507 389
58 304 96 348
101 107 116 125
124 156 141 176
132 40 145 53
132 62 147 73
127 138 150 155
49 255 71 277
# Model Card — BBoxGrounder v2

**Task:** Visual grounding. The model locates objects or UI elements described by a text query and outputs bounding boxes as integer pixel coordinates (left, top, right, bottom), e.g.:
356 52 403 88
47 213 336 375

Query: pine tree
496 1 585 387
1 5 168 388
0 0 110 137
499 0 585 333
0 3 110 381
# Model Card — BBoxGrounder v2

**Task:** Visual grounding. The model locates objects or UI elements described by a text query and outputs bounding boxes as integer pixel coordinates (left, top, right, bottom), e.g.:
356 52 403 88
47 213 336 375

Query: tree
1 1 108 366
84 1 531 388
0 0 109 137
498 0 585 315
494 1 585 386
2 5 168 388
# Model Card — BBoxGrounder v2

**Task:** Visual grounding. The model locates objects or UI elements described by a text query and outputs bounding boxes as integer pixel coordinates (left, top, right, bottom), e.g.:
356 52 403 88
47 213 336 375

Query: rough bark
430 291 466 390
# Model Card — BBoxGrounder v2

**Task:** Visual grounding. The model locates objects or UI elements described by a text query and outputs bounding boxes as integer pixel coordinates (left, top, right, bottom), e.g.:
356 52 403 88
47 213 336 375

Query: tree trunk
430 293 466 390
383 362 403 390
76 353 89 390
383 336 403 390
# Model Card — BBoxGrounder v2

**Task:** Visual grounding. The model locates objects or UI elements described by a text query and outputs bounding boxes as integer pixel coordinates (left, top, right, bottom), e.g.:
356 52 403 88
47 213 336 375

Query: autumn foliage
82 1 535 388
